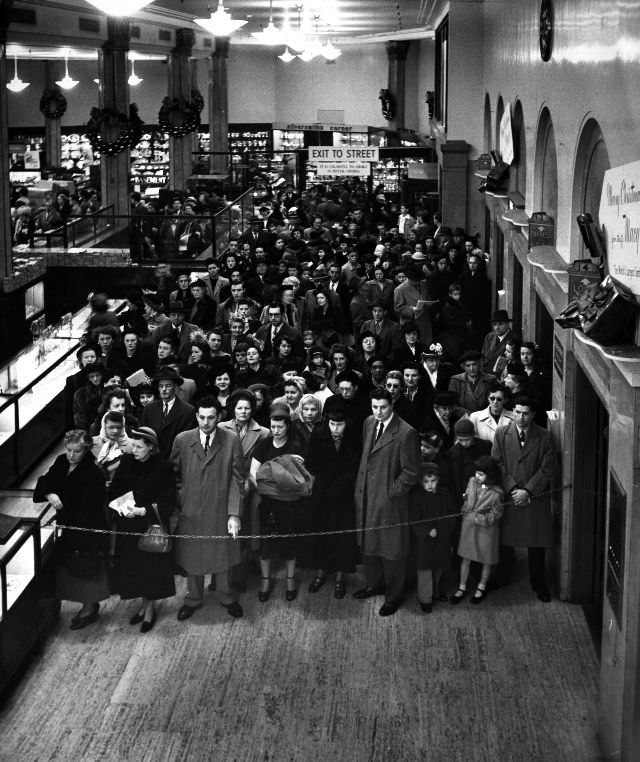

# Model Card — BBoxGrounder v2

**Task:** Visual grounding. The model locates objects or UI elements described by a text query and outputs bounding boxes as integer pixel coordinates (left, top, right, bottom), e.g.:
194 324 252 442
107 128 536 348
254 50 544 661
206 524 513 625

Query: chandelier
194 1 247 37
84 0 155 15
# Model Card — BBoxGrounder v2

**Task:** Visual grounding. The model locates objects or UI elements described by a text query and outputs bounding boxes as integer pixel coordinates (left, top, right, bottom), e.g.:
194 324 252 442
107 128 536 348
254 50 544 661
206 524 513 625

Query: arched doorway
533 107 558 236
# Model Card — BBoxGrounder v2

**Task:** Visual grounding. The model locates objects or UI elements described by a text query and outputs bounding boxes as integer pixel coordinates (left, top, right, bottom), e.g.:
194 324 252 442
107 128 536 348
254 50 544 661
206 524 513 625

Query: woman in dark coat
305 409 359 599
435 282 472 363
33 429 108 629
109 426 177 633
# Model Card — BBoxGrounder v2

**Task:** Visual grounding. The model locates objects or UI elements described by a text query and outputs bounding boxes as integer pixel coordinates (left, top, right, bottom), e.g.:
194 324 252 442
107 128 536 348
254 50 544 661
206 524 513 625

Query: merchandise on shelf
129 129 170 192
60 132 100 179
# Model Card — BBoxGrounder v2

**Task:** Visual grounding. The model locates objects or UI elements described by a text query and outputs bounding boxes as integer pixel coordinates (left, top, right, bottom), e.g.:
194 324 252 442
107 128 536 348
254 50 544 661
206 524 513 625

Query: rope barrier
50 485 571 542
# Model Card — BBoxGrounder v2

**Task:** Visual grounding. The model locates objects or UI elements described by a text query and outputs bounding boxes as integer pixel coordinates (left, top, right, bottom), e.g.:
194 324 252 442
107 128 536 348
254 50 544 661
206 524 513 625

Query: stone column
168 28 196 191
99 19 130 218
440 140 471 228
43 62 62 168
385 41 411 132
208 37 229 176
0 0 13 280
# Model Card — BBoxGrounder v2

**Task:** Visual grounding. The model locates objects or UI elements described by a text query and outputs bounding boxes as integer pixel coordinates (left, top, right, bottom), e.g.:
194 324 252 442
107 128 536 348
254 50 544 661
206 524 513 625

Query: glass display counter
0 301 124 487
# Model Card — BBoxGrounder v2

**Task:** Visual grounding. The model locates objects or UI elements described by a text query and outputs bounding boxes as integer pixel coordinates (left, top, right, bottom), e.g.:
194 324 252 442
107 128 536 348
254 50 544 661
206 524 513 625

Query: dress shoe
353 586 383 600
177 604 200 621
449 587 467 604
223 601 243 619
129 610 145 625
334 581 346 599
285 576 298 602
258 577 271 603
419 602 433 614
379 602 399 617
70 604 99 630
140 610 156 633
536 587 551 603
308 575 327 594
470 588 488 605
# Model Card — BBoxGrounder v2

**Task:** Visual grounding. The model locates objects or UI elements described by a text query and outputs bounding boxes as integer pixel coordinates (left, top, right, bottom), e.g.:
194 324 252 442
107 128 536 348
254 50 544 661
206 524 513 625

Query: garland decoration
191 88 205 114
86 107 133 156
39 85 67 120
158 95 201 137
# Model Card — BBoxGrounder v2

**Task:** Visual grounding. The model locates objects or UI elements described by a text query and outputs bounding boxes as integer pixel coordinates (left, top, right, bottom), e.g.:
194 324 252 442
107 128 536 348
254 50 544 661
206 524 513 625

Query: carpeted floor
0 558 602 762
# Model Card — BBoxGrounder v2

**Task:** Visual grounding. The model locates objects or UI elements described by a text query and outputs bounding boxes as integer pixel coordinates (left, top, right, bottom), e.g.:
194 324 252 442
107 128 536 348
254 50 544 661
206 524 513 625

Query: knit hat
453 418 475 436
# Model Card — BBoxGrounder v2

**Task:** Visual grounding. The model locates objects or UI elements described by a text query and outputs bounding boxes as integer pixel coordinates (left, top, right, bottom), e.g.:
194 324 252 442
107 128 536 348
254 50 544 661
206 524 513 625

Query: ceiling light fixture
56 53 79 90
128 55 143 86
321 41 342 60
84 0 155 15
251 0 283 46
194 1 247 37
6 56 30 93
286 3 307 52
278 47 296 63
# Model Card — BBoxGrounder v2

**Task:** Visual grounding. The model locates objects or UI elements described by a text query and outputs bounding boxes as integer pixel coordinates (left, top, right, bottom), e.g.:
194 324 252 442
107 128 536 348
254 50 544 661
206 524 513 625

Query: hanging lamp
252 0 283 45
128 55 143 86
84 0 155 15
6 57 30 93
56 54 79 90
194 1 247 37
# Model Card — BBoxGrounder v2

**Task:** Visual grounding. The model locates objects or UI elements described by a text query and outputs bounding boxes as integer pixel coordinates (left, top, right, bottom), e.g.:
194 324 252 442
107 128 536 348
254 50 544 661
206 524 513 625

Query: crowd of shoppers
37 180 555 631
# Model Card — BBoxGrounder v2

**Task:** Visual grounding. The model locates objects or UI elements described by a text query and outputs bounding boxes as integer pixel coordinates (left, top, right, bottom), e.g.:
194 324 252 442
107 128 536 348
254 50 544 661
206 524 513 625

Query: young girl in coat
409 461 454 613
450 455 504 605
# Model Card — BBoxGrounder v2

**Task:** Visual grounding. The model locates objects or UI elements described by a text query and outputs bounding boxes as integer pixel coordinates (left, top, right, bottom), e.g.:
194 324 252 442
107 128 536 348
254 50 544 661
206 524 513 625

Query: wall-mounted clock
539 0 554 61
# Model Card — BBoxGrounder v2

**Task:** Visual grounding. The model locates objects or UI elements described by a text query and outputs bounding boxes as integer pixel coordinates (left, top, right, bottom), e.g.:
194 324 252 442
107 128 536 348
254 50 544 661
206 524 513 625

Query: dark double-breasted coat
491 421 555 548
354 414 421 561
171 427 246 575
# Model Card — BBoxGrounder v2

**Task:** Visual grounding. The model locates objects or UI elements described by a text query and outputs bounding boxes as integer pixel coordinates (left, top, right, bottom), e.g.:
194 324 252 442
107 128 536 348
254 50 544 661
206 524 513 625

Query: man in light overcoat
353 388 421 616
171 395 247 620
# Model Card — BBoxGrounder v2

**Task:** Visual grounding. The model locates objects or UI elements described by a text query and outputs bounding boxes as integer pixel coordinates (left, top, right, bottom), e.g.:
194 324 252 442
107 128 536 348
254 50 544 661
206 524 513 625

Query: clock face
539 0 554 61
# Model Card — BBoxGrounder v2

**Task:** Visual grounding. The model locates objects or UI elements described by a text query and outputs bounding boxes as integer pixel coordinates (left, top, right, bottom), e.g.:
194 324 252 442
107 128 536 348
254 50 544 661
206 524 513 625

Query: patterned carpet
0 558 602 762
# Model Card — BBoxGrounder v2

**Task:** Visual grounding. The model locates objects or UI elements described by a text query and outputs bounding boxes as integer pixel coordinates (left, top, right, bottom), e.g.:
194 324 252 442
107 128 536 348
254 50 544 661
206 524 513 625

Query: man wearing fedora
421 391 468 451
394 264 438 345
481 310 518 373
171 395 246 621
140 367 195 460
153 302 199 364
359 300 402 358
448 350 497 414
364 265 396 316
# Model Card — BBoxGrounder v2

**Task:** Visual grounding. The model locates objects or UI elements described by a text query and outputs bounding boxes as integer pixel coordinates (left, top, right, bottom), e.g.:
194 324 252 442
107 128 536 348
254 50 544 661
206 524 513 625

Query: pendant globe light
84 0 155 15
6 57 30 93
128 54 143 86
252 0 283 46
278 47 296 63
195 1 247 37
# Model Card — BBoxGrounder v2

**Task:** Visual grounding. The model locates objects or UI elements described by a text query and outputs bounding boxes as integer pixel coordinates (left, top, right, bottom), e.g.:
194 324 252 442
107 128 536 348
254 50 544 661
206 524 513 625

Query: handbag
138 503 172 554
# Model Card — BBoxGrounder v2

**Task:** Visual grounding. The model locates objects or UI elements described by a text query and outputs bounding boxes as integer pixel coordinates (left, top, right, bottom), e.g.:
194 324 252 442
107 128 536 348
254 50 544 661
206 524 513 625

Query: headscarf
94 412 132 464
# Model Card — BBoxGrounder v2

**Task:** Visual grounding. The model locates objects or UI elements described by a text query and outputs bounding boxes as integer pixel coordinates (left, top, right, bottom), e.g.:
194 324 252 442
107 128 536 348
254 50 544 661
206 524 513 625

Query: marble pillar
385 41 411 132
168 28 196 191
43 62 62 169
208 37 229 176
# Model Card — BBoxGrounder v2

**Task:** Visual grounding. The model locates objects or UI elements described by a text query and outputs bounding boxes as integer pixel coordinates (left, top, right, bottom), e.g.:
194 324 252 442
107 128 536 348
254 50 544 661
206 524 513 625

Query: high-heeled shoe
285 575 298 602
70 603 99 630
308 575 326 593
258 576 271 603
129 608 145 625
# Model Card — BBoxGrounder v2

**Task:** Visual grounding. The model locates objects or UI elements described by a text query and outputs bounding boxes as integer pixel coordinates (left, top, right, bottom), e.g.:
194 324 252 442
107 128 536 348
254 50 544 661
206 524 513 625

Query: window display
0 525 36 619
130 129 170 192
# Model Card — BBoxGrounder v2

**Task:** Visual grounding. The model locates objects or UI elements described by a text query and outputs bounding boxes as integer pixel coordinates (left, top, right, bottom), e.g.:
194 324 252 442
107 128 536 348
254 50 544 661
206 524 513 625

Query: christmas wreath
39 85 67 120
191 88 205 114
158 95 200 137
86 107 133 156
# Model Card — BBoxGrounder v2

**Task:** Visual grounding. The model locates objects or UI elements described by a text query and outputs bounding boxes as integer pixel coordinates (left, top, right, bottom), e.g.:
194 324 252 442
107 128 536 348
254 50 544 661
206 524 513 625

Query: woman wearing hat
435 282 473 362
250 403 306 602
109 426 177 633
451 456 504 605
393 320 430 368
33 429 109 630
73 361 106 432
305 407 359 599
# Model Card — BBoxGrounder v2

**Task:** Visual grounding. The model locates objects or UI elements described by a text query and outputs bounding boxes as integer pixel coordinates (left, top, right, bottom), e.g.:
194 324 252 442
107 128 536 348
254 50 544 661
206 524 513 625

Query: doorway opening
572 362 609 655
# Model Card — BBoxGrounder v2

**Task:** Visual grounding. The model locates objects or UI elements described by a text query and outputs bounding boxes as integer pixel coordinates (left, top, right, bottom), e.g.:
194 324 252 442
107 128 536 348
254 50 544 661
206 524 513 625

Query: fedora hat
155 366 184 386
492 309 513 323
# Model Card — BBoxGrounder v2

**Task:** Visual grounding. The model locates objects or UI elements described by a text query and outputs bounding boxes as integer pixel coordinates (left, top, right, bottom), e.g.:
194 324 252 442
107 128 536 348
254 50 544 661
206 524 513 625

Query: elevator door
572 364 609 655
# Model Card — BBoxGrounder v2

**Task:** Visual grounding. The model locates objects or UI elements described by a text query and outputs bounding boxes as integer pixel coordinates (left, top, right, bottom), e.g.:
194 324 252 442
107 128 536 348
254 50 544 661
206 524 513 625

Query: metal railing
28 205 116 249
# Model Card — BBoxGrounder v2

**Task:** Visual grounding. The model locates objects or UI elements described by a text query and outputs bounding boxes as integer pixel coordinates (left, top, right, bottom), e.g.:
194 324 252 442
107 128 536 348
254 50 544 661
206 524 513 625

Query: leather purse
138 503 172 554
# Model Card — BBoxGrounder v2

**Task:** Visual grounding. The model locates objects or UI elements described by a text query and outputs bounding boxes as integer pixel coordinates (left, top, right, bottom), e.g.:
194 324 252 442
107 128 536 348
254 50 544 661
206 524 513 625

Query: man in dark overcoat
140 367 195 459
353 388 421 616
171 395 246 621
491 395 555 601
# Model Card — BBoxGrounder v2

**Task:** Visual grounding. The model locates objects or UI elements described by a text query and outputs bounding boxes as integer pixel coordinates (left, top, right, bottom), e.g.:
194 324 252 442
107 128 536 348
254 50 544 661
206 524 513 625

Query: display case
0 300 124 487
129 128 170 194
0 499 58 694
273 128 305 151
60 129 100 180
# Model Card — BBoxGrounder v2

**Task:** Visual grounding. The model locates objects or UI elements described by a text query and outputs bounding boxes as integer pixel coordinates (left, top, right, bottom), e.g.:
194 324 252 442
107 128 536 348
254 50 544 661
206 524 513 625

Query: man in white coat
468 384 515 443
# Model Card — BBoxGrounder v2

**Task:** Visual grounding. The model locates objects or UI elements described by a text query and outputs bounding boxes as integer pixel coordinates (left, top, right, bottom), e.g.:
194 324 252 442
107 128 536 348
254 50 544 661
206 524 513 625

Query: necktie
204 434 211 454
162 403 169 421
374 421 384 443
519 428 526 447
494 335 501 348
374 321 381 335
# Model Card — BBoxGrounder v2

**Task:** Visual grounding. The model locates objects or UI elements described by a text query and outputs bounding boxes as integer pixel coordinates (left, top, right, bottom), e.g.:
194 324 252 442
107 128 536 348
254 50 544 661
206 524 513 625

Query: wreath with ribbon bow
39 85 67 120
158 94 201 137
86 107 133 156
